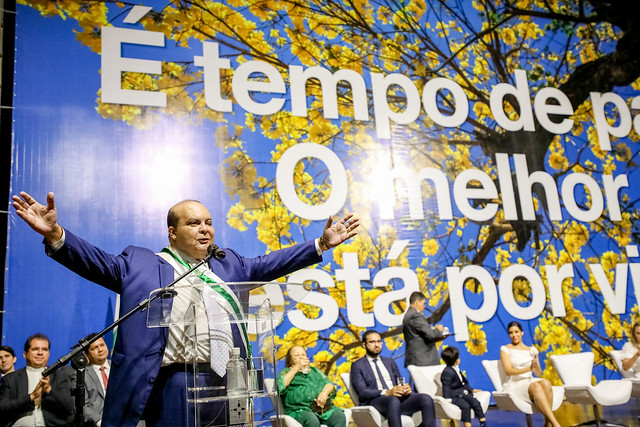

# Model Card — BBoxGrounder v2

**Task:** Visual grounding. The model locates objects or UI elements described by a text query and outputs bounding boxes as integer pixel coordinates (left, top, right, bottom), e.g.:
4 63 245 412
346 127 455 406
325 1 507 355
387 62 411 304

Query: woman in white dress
621 321 640 376
500 321 560 427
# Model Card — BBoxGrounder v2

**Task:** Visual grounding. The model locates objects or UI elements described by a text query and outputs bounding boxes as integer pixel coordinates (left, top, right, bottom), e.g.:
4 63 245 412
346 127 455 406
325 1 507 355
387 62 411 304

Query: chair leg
569 405 628 427
594 404 628 427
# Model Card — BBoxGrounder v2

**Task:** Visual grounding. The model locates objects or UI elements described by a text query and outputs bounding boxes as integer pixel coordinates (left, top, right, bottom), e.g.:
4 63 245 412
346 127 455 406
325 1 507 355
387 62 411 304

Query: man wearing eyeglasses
350 330 436 427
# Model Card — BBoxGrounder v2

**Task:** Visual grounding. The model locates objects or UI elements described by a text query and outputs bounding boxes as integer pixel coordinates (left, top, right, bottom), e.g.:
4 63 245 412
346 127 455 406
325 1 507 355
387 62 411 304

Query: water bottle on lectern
226 347 247 397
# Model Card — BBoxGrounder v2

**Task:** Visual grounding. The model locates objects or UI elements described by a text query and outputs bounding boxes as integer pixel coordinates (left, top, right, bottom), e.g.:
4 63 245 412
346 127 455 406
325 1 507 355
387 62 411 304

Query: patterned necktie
201 289 231 376
373 358 389 389
159 248 248 375
100 365 108 389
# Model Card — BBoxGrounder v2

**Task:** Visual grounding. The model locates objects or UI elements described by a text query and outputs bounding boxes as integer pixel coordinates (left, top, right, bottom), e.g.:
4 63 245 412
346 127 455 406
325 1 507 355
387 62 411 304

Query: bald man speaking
12 192 359 427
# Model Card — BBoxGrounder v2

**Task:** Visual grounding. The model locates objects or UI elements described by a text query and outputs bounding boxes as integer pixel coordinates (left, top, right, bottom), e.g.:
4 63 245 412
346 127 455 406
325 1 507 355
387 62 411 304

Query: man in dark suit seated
350 330 436 427
0 333 74 426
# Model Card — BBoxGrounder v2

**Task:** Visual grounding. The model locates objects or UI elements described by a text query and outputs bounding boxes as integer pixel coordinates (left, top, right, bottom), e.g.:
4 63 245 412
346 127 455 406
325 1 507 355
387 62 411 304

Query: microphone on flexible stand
208 244 226 260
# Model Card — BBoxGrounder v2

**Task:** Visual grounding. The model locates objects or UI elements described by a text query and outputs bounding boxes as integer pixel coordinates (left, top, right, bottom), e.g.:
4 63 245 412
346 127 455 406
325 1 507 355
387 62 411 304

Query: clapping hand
30 377 50 407
531 353 542 371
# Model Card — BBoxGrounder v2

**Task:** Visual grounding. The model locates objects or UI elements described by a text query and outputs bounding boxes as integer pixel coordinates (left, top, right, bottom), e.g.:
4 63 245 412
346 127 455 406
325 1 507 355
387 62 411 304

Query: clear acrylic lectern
146 281 310 426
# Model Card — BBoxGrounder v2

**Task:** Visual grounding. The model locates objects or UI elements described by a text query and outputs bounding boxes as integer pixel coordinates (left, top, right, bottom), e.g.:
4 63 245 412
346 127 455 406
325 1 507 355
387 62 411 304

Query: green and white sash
159 247 250 375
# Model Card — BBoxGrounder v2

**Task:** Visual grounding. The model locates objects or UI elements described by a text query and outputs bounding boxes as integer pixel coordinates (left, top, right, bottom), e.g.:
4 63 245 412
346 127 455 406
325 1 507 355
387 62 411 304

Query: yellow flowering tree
19 0 640 396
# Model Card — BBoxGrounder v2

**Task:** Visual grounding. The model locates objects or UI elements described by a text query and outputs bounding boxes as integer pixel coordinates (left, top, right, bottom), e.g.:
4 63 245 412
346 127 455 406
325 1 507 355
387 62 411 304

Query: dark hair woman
500 322 560 427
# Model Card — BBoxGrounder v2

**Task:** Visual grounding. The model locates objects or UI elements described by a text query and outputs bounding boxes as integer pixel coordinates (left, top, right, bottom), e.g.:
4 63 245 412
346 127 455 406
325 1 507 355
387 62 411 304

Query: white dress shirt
13 366 46 426
365 354 393 395
91 362 109 392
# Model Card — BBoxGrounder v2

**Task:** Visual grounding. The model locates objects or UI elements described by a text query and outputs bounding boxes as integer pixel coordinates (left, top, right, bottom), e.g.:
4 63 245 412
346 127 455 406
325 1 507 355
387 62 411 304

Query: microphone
207 244 226 260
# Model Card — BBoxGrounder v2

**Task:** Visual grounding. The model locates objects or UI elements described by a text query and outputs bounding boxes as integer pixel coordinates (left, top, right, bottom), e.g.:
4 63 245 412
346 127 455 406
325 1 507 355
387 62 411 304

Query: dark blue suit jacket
0 367 75 426
47 229 322 427
350 356 401 405
440 366 473 399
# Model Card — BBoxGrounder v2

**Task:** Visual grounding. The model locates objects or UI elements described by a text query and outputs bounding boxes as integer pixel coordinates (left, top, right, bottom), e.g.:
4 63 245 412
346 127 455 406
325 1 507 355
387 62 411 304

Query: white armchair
609 349 640 422
550 352 632 427
340 373 420 427
482 359 564 427
609 350 640 395
264 378 351 427
407 364 491 427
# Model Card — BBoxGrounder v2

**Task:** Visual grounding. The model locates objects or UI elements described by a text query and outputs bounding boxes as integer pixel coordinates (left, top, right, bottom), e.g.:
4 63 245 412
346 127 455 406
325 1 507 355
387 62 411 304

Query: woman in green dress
277 346 346 427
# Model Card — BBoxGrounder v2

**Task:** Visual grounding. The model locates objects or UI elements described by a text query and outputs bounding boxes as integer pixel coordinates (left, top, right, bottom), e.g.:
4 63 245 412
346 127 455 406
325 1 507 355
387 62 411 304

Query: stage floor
344 399 639 426
461 399 639 426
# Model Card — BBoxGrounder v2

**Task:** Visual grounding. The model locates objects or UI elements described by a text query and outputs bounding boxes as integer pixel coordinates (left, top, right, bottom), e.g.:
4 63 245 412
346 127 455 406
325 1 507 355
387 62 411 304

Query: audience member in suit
0 346 17 385
350 330 436 427
0 333 74 426
12 192 359 427
440 346 486 427
402 292 445 367
82 334 110 427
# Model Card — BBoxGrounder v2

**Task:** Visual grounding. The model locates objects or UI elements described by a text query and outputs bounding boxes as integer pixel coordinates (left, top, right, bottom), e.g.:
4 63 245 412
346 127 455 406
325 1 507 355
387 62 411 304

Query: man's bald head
167 200 202 228
167 200 215 260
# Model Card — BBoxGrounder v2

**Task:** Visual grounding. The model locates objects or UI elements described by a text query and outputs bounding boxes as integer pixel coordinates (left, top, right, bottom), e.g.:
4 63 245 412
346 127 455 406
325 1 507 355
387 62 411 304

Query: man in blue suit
350 330 436 427
12 191 360 427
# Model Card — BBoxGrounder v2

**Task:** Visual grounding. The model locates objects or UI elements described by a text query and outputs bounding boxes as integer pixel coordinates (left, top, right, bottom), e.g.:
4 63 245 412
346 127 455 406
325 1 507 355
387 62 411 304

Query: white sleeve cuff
49 228 66 251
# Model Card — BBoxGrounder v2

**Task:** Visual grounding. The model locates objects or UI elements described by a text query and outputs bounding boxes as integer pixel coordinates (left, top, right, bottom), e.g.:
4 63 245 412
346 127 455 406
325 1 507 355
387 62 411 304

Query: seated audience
350 330 436 427
0 333 74 426
82 334 110 426
500 321 560 427
440 346 486 427
621 320 640 376
277 346 346 427
0 346 17 384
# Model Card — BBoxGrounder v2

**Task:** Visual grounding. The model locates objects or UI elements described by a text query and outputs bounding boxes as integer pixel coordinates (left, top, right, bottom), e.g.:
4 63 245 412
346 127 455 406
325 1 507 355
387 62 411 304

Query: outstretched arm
12 191 63 244
318 213 360 251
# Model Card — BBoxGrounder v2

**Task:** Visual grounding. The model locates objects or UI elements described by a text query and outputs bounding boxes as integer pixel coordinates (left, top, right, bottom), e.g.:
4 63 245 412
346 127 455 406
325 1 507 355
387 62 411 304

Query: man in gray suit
402 292 445 367
82 334 110 427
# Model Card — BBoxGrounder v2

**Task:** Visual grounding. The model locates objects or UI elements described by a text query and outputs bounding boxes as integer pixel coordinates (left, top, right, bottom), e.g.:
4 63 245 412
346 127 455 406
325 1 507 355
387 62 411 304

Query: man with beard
350 330 436 427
